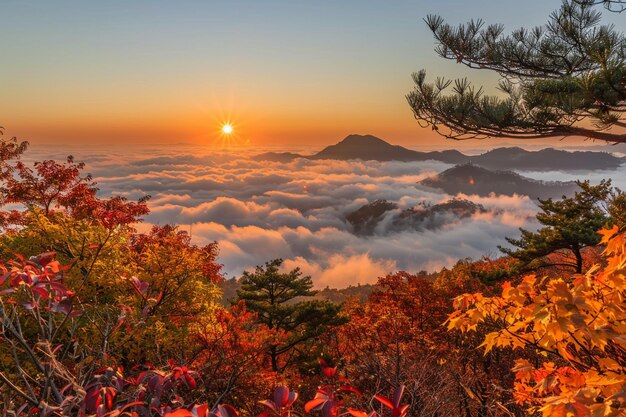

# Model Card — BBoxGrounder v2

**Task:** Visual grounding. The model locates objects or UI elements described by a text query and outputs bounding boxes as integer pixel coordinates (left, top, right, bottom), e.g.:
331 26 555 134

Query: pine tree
500 180 611 273
576 0 626 12
234 259 345 372
407 1 626 143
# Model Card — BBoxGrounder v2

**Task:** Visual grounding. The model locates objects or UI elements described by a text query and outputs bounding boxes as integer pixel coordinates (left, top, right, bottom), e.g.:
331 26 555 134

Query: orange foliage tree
448 226 626 416
337 271 522 417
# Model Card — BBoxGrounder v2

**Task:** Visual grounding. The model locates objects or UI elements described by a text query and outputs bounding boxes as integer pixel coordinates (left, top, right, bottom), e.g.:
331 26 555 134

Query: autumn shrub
0 251 256 415
448 226 626 416
337 271 524 417
0 254 405 417
114 224 223 366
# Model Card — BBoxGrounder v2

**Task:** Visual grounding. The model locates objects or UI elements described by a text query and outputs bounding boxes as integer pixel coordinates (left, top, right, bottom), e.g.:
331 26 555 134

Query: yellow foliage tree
448 226 626 416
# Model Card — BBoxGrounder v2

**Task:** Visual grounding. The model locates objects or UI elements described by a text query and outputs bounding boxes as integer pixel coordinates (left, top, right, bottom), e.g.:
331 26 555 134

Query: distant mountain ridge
418 164 579 200
255 134 624 171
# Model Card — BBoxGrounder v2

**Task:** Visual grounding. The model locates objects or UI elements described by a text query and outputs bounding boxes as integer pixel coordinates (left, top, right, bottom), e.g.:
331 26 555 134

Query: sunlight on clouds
21 144 624 287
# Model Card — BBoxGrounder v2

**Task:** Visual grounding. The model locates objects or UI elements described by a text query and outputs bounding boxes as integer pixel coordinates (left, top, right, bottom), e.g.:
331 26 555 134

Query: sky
2 0 623 148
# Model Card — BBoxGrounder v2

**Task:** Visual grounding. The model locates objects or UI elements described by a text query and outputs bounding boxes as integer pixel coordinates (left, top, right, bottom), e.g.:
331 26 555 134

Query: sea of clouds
22 144 626 288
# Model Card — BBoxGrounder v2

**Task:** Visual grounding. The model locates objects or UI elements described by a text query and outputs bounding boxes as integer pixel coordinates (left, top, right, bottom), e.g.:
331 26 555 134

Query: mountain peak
339 134 390 146
312 134 416 161
483 146 527 155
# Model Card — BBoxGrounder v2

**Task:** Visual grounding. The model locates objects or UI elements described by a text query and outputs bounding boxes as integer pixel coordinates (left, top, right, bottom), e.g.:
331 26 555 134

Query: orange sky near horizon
2 1 624 150
5 108 438 148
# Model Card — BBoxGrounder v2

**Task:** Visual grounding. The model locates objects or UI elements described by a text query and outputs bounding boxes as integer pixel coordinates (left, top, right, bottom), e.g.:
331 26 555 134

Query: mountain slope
252 152 302 162
418 164 579 199
346 198 485 236
472 147 620 171
345 199 399 235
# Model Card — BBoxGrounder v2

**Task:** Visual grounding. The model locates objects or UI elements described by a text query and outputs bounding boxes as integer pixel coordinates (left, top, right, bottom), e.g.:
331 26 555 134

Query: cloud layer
23 144 625 287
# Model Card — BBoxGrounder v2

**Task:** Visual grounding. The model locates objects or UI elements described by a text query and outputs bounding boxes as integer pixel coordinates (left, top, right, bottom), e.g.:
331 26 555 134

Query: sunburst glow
214 119 248 148
222 124 233 135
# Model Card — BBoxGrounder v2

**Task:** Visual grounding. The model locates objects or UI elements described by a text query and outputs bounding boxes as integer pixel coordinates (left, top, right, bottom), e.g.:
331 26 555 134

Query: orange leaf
305 399 326 413
164 410 194 417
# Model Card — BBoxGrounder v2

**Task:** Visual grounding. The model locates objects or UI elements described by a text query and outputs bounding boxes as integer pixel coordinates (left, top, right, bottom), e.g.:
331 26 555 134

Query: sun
222 123 233 135
213 119 249 148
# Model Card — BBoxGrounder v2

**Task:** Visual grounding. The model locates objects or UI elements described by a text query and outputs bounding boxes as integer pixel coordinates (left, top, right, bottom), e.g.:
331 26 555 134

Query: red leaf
259 401 277 412
50 299 73 315
274 386 290 408
321 401 338 417
322 366 337 379
0 270 12 286
184 373 197 389
193 404 209 417
85 388 100 412
286 391 298 407
374 396 393 410
338 385 362 396
32 252 56 267
104 387 115 410
31 286 50 299
217 404 238 417
392 386 405 408
131 276 149 295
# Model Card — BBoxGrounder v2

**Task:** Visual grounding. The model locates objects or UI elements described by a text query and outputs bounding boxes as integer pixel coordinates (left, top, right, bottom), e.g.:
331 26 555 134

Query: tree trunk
573 245 583 274
270 345 278 372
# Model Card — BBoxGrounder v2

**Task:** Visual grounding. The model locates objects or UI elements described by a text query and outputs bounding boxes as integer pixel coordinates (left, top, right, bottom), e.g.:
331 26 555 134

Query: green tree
608 186 626 229
500 180 611 273
407 1 626 143
234 259 345 373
